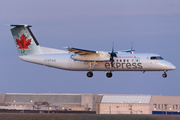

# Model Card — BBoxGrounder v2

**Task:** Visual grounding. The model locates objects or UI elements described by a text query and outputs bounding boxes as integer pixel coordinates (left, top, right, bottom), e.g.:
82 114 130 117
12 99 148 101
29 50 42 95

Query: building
0 93 180 114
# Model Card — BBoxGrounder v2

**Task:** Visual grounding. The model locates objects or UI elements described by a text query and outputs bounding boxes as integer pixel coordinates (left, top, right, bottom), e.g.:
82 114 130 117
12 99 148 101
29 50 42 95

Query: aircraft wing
66 47 110 61
66 47 97 55
66 47 135 61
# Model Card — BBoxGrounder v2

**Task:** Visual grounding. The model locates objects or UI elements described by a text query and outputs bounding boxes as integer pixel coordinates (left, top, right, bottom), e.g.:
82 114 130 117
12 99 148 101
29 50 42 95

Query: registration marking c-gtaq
44 59 56 62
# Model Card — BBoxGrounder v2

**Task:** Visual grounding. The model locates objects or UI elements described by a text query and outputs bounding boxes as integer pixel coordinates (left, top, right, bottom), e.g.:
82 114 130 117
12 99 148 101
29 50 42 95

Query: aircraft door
148 56 153 69
68 58 72 69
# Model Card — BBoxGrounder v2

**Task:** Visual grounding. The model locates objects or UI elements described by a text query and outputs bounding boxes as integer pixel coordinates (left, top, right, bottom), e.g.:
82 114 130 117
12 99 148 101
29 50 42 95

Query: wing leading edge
66 47 97 55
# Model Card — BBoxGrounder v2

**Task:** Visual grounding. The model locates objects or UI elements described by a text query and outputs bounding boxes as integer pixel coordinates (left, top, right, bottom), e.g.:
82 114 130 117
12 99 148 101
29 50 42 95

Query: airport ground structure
0 93 180 114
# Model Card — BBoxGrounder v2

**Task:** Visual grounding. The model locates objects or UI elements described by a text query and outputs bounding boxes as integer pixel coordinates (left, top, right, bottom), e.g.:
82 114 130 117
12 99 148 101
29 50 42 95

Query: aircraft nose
170 64 176 70
163 61 176 70
166 62 176 70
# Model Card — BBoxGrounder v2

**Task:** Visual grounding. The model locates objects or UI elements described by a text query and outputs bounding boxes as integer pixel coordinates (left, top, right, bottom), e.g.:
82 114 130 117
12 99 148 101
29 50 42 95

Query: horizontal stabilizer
6 24 32 27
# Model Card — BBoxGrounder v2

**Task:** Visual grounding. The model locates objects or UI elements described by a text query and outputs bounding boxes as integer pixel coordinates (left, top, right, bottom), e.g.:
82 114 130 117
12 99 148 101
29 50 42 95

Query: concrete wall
99 103 150 114
95 94 103 114
150 95 180 114
81 94 94 110
0 93 6 103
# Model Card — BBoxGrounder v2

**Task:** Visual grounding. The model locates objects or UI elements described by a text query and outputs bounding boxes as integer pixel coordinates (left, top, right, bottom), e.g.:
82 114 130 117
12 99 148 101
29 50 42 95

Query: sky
0 0 180 96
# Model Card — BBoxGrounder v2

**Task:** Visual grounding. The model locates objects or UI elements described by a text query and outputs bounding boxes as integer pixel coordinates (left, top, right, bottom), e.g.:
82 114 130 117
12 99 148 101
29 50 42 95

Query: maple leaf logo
16 34 31 54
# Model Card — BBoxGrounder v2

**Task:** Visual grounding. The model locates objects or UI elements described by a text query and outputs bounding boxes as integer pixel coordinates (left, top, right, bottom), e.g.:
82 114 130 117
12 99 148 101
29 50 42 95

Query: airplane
8 24 176 78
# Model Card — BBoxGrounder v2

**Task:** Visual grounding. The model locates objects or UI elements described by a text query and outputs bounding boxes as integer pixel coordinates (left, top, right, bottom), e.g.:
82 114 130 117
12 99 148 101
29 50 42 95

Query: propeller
131 42 134 54
109 42 117 67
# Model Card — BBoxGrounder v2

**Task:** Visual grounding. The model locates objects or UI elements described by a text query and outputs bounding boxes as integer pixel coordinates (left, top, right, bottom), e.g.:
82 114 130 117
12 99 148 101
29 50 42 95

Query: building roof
4 93 81 104
101 95 151 104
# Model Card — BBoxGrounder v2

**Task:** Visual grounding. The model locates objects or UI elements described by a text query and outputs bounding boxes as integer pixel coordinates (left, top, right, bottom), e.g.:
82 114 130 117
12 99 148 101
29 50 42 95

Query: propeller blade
131 42 134 54
111 58 114 67
112 42 114 53
109 42 117 67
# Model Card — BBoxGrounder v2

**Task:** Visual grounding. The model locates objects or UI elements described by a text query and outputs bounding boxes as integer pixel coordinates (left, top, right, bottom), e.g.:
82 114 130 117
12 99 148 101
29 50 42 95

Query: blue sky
1 0 180 96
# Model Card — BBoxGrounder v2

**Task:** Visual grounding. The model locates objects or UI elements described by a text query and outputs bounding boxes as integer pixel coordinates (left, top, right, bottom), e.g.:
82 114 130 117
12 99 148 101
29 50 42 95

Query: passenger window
127 59 129 62
123 59 125 62
120 59 122 62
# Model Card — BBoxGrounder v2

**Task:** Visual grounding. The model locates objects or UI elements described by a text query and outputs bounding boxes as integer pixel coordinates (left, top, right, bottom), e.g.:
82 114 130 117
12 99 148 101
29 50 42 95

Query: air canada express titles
105 62 143 69
104 56 143 69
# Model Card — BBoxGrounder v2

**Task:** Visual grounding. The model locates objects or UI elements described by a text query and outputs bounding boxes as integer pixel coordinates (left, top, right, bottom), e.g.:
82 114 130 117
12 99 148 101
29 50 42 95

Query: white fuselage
19 52 176 71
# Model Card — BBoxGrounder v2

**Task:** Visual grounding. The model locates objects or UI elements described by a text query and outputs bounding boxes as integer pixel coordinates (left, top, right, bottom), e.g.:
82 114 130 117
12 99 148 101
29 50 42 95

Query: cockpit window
157 56 164 60
150 56 164 60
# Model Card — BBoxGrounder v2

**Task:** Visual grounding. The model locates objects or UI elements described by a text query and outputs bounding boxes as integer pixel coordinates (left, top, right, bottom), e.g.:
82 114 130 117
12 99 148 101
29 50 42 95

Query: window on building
173 105 175 109
162 104 163 109
176 105 178 109
158 104 160 109
154 104 157 109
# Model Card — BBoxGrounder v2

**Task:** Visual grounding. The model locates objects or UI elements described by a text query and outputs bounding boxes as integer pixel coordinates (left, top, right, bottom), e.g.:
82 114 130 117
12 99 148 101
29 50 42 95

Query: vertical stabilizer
10 25 43 56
